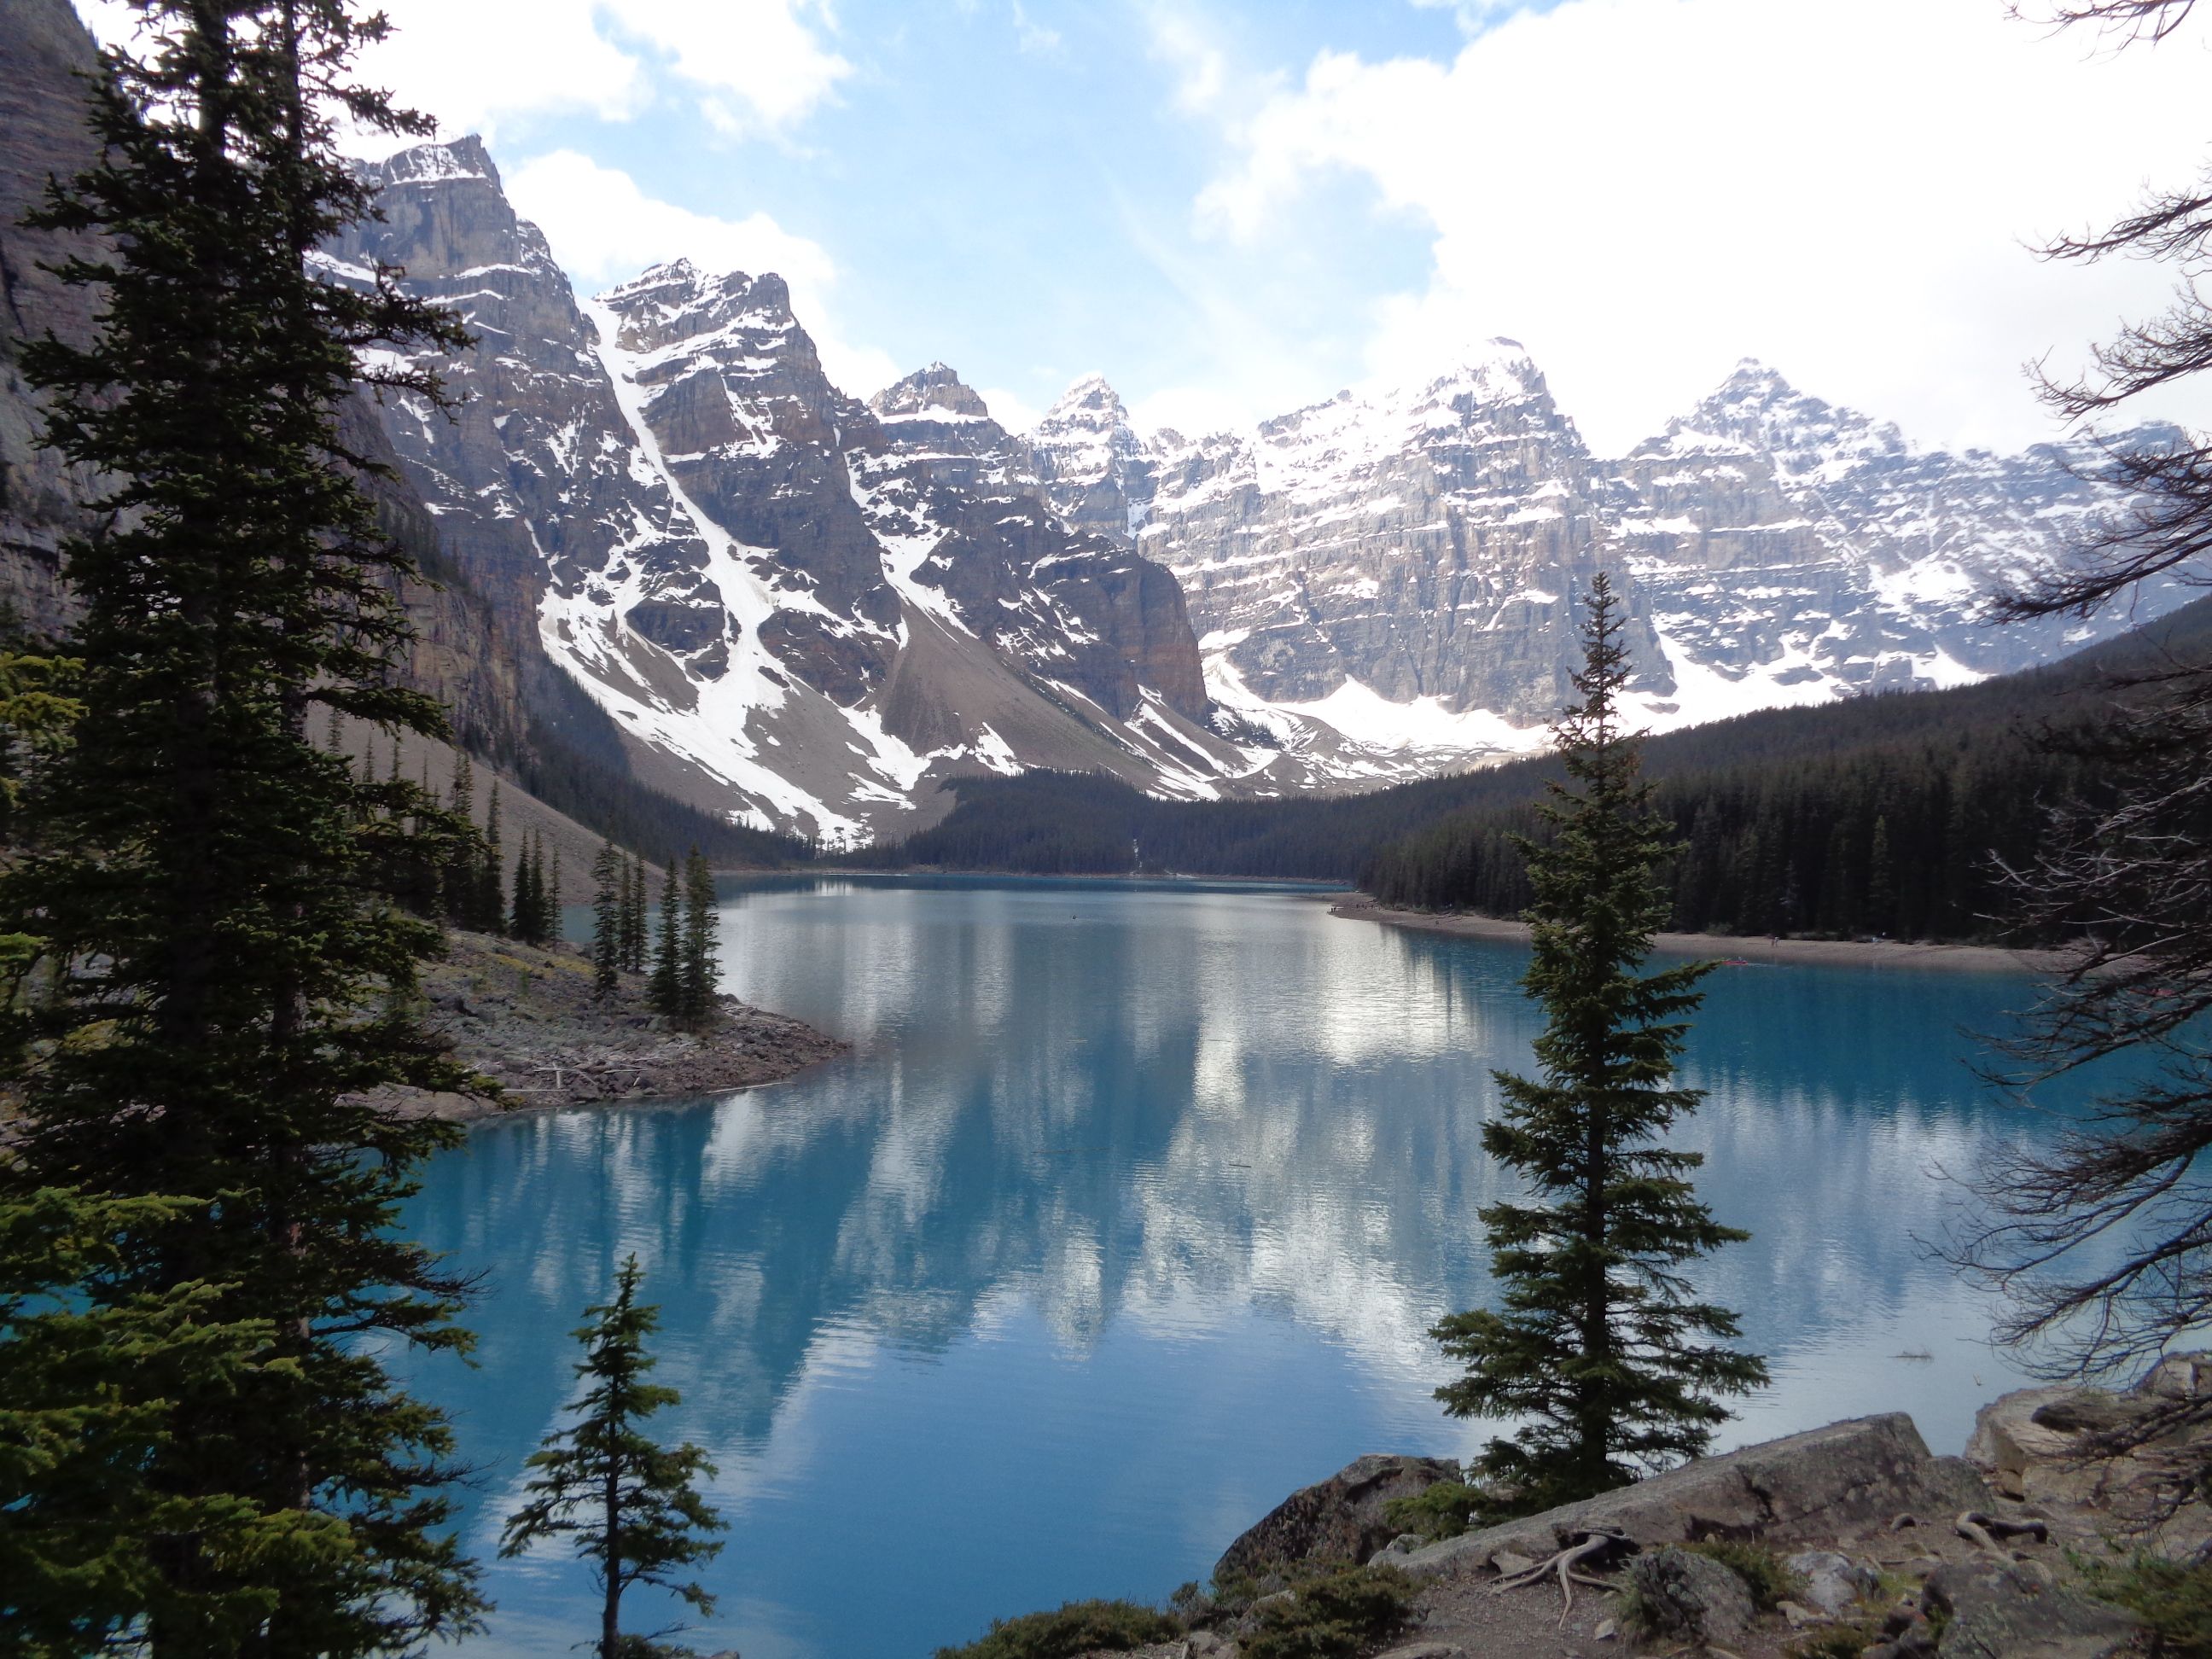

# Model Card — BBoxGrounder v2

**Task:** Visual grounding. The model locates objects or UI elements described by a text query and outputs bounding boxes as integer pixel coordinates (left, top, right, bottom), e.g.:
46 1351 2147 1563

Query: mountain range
0 0 2182 849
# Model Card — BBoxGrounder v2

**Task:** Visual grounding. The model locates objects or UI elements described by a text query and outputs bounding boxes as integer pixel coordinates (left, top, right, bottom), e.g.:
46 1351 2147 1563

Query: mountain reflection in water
393 876 2062 1659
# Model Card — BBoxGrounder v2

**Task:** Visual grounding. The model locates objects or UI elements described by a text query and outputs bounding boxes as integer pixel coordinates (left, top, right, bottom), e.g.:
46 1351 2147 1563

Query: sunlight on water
394 877 2072 1659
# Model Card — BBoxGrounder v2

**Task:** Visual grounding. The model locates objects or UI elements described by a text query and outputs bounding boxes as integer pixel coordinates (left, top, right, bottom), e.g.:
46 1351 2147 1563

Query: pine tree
1429 573 1765 1513
480 780 506 935
510 832 540 945
548 843 564 943
444 748 478 923
622 854 648 973
499 1257 725 1659
1865 814 1896 940
0 1188 298 1653
677 847 719 1026
648 858 682 1018
3 0 486 1649
590 844 622 999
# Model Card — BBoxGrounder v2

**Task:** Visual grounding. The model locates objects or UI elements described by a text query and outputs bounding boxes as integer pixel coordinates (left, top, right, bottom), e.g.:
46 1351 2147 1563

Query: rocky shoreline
1000 1362 2212 1658
1332 897 2063 976
379 930 847 1121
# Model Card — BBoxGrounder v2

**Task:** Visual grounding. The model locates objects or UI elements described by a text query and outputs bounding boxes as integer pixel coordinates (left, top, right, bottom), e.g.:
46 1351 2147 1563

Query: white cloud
978 385 1045 433
507 151 896 396
601 0 853 137
73 0 850 150
1144 4 1234 114
1188 0 2212 453
1010 1 1063 57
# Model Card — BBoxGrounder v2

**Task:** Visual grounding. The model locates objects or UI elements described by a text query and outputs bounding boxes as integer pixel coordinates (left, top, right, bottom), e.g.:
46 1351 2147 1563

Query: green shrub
1239 1565 1417 1659
1381 1480 1483 1543
931 1598 1184 1659
2079 1553 2212 1656
1682 1540 1804 1612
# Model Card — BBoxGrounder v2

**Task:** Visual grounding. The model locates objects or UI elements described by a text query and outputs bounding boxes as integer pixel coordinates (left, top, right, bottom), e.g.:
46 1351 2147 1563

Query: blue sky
79 0 2212 451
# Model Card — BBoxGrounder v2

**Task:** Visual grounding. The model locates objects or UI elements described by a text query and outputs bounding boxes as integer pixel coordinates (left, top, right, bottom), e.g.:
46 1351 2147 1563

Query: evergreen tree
510 831 542 945
3 0 487 1649
499 1257 725 1659
677 848 718 1026
648 858 682 1018
1429 574 1766 1513
444 748 478 924
590 843 622 998
549 843 564 942
622 854 648 973
1865 814 1896 939
0 1189 295 1656
479 780 506 934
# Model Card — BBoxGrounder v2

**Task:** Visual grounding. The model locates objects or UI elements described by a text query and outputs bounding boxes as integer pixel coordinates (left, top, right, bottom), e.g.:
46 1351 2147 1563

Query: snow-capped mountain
1024 351 2172 747
322 132 2176 842
332 143 1287 843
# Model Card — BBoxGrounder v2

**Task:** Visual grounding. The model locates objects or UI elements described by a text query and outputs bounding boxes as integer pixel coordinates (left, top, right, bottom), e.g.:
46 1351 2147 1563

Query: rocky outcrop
1965 1353 2212 1549
1212 1454 1459 1585
1382 1414 1988 1577
386 930 846 1120
1916 1557 2135 1659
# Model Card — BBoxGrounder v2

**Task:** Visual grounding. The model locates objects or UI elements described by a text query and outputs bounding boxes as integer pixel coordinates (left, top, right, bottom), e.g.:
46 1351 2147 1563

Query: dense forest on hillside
845 597 2212 940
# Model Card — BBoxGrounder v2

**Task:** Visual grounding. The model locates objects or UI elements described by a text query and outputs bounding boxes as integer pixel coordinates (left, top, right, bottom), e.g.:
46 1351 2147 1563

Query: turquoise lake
393 876 2075 1659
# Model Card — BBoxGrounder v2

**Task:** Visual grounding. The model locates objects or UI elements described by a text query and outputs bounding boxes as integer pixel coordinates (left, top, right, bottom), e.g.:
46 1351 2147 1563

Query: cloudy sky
78 0 2212 451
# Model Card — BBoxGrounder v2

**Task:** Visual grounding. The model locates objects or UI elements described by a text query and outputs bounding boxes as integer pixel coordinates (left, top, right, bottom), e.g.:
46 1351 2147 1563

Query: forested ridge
844 595 2212 940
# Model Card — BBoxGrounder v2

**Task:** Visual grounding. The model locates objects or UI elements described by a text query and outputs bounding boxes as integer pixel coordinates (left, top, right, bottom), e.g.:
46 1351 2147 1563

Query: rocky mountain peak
1028 373 1154 538
1039 373 1131 428
1671 358 1907 478
375 133 499 188
597 261 799 357
870 362 992 422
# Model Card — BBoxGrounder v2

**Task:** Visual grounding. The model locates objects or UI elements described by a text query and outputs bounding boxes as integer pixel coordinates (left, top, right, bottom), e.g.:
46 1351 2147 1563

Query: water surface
398 876 2068 1659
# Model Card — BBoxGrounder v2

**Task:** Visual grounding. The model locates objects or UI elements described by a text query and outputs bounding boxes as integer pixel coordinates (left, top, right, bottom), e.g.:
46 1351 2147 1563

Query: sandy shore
1331 898 2061 975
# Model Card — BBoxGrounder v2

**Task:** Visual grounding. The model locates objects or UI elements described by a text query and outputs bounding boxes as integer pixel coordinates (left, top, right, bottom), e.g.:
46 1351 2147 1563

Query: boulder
1624 1547 1752 1648
1214 1454 1459 1583
1920 1559 2135 1658
2138 1350 2212 1402
1965 1386 2108 1500
1394 1414 1988 1578
1966 1375 2212 1545
1786 1547 1878 1617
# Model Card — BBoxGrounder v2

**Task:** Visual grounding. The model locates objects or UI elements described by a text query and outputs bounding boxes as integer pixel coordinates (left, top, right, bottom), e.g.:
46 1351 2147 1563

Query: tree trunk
602 1462 621 1659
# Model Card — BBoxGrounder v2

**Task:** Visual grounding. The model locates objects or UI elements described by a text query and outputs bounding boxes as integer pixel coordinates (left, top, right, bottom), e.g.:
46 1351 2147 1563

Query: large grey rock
1214 1453 1460 1584
1625 1547 1752 1648
1394 1414 1988 1579
1921 1559 2135 1659
1786 1547 1878 1617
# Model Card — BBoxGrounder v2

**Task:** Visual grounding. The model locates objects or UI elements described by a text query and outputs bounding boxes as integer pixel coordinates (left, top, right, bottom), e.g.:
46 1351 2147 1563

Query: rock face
1134 346 1664 729
1213 1454 1460 1584
0 3 533 762
1965 1354 2212 1546
1024 354 2179 760
1384 1414 1988 1578
337 146 1272 843
1625 1546 1753 1648
0 0 112 634
1918 1559 2134 1659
